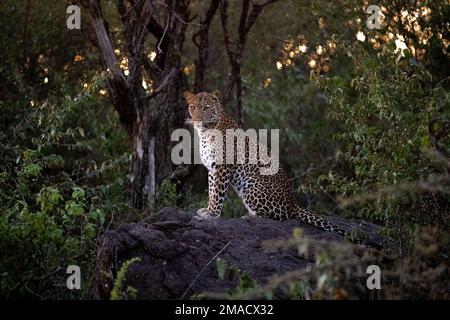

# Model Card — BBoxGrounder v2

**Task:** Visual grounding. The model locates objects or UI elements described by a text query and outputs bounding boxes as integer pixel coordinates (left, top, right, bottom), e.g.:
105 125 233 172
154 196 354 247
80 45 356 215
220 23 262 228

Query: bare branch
238 0 250 47
123 0 144 19
144 68 178 101
143 55 163 82
193 0 221 92
128 0 154 85
218 0 279 123
157 16 170 54
219 0 235 63
79 0 127 84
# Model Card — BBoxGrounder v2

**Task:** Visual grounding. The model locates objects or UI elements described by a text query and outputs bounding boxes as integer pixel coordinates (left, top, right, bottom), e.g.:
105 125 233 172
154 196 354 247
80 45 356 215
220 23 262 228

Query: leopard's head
184 90 223 127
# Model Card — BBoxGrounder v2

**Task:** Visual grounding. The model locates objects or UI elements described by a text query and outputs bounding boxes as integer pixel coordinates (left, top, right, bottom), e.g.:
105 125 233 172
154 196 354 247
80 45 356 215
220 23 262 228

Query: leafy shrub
110 257 140 300
308 43 450 244
156 179 179 210
225 227 449 300
0 82 129 298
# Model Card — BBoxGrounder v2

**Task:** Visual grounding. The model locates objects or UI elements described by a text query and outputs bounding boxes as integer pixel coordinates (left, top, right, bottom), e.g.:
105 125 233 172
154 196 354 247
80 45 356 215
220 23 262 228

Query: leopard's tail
291 206 367 246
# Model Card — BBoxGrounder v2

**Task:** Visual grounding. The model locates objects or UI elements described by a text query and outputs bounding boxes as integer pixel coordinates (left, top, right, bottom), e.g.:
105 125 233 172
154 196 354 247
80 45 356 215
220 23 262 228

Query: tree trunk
130 69 187 212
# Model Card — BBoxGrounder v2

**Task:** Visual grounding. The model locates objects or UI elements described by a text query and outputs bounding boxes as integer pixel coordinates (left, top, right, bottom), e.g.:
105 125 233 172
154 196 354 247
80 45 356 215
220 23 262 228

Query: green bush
0 82 129 298
310 43 450 245
257 227 449 299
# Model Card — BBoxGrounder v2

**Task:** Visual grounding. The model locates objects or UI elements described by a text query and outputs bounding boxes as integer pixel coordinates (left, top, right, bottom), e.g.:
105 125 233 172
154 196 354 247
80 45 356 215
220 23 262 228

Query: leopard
184 90 367 245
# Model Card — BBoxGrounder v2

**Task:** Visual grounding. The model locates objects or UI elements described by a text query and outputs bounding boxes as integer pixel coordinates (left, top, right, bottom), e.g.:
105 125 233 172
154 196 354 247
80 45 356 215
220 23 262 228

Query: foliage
110 257 140 300
257 227 449 300
0 80 129 298
309 43 450 244
195 258 259 299
156 179 179 210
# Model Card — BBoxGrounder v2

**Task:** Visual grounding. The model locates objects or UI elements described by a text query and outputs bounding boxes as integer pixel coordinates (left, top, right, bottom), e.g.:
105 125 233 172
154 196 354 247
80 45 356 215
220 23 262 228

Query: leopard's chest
199 139 215 171
197 129 220 171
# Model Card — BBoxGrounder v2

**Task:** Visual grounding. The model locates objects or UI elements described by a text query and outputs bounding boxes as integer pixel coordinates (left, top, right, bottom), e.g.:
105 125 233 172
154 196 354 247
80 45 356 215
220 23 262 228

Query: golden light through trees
271 2 448 80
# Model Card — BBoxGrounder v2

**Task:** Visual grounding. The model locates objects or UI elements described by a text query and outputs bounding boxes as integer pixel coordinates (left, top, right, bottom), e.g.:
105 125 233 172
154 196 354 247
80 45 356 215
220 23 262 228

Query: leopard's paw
193 208 219 221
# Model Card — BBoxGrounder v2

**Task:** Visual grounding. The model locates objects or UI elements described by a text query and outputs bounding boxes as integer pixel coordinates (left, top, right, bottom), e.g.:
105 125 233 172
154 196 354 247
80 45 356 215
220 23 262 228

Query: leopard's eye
204 105 210 109
189 105 195 109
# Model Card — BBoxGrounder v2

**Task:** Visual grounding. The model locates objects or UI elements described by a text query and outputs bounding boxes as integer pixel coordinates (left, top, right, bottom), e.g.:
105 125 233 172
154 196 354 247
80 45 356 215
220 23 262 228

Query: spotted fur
184 90 360 243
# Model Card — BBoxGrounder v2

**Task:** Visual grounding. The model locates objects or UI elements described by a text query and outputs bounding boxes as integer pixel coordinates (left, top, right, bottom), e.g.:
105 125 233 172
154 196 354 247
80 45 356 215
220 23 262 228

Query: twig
143 68 177 101
180 239 232 300
159 0 202 26
157 16 169 54
123 0 144 19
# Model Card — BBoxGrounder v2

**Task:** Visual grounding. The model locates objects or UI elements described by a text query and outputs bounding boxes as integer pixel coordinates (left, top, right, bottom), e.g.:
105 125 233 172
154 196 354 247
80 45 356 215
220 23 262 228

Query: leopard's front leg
196 165 231 220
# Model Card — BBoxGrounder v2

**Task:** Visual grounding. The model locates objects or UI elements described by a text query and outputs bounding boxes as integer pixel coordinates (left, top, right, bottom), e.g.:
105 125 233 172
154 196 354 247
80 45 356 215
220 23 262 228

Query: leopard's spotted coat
184 90 361 243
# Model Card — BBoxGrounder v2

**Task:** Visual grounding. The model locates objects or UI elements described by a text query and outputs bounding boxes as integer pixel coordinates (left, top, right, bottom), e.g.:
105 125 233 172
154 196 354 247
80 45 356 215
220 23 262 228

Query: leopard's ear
184 91 196 104
211 90 220 99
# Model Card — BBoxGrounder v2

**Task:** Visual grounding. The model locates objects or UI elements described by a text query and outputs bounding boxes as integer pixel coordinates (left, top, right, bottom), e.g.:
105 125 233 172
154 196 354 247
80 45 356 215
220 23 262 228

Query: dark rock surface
90 207 380 299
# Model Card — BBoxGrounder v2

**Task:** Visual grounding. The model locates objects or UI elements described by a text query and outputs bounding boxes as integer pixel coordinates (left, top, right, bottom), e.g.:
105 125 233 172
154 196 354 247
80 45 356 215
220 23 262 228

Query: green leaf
71 187 85 200
216 258 227 280
22 163 41 177
238 273 256 291
92 208 106 224
48 189 63 205
387 39 396 51
66 201 84 216
85 223 96 238
77 127 85 137
228 266 240 281
402 49 411 59
420 135 430 147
